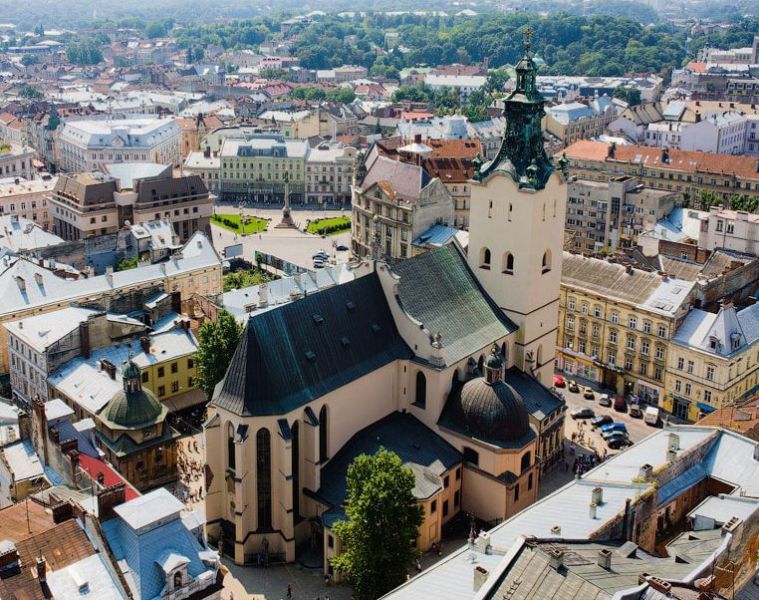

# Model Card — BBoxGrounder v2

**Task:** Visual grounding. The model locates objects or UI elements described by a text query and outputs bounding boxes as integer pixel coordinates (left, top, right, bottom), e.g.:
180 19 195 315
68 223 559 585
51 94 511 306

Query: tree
331 448 423 600
19 84 43 99
66 39 104 66
613 86 641 106
116 257 138 271
146 21 167 39
196 309 244 399
21 54 39 66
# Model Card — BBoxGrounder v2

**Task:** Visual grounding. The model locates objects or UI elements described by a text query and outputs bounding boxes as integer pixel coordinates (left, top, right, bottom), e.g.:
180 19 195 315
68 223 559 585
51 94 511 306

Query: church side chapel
203 34 569 573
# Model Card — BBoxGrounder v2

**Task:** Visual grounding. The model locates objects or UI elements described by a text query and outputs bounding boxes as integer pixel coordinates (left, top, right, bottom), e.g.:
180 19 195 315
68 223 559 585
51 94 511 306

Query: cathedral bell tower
467 29 569 384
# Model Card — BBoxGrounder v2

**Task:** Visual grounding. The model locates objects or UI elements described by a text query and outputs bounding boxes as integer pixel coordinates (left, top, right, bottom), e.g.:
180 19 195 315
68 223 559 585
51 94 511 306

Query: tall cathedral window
227 423 236 471
542 250 552 274
256 428 272 530
502 252 514 275
480 247 491 270
414 371 427 408
319 405 328 462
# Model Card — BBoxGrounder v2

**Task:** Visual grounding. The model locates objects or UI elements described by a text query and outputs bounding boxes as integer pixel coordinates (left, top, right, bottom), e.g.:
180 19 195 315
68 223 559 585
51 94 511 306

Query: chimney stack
547 549 564 570
638 464 653 481
473 566 489 592
597 548 612 570
589 502 597 519
140 336 150 354
668 433 680 451
258 282 269 307
592 486 603 506
35 556 47 583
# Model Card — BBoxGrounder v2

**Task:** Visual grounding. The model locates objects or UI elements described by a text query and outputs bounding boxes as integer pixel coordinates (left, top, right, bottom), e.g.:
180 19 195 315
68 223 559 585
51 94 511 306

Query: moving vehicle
335 245 349 252
613 396 627 412
583 388 595 400
568 380 580 393
571 407 595 419
644 406 660 426
553 374 566 388
607 434 633 449
598 394 611 407
591 414 613 428
601 422 628 434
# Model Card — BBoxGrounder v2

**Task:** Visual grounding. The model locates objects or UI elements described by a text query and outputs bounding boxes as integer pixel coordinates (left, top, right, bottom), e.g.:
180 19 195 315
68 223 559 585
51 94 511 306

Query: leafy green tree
196 309 243 399
19 84 43 99
21 54 39 66
146 21 167 39
331 448 423 600
613 87 642 106
66 39 104 65
116 257 138 271
326 87 356 104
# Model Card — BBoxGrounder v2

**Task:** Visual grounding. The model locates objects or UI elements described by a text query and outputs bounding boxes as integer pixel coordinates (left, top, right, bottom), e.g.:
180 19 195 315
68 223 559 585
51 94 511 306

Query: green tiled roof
213 273 413 417
392 245 517 366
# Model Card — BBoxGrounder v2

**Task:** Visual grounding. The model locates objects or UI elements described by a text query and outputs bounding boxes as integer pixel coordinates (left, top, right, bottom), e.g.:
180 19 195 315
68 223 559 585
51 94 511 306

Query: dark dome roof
103 388 163 428
459 378 530 443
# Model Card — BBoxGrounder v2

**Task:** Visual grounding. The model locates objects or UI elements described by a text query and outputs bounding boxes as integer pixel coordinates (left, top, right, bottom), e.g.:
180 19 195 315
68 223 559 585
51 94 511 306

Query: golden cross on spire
523 26 534 53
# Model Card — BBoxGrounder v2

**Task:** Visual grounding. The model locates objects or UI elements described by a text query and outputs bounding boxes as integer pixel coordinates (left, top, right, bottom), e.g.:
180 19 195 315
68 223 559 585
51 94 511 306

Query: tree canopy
66 38 104 65
195 309 244 399
331 448 423 600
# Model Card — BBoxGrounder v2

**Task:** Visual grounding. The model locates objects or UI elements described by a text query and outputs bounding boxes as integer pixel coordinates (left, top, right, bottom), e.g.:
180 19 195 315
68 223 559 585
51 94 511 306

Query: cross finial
524 26 534 53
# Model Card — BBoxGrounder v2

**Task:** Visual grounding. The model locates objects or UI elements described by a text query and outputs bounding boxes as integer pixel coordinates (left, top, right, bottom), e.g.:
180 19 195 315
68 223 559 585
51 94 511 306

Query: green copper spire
475 27 554 190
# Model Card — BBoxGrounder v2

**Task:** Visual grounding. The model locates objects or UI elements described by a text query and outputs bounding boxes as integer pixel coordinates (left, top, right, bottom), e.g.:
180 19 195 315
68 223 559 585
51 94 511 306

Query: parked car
628 403 643 418
601 422 628 435
571 407 595 419
553 374 566 388
607 434 633 449
312 251 329 260
583 387 595 400
335 245 349 251
598 393 611 407
591 414 613 428
613 396 627 412
568 380 580 393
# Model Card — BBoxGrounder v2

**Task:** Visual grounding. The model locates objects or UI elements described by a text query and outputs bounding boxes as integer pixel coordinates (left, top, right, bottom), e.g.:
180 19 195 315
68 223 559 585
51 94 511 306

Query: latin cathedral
204 41 570 574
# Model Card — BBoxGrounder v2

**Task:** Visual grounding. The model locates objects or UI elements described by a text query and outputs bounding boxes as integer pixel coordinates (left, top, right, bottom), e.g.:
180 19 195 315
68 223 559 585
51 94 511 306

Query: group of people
176 437 204 505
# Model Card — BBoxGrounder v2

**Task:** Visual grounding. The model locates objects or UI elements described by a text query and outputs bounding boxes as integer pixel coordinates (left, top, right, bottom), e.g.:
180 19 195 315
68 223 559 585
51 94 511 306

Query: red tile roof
563 140 759 180
77 454 140 501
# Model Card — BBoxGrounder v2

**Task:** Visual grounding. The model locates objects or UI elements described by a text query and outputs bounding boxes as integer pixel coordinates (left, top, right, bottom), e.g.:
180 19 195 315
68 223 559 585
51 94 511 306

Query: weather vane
524 26 534 53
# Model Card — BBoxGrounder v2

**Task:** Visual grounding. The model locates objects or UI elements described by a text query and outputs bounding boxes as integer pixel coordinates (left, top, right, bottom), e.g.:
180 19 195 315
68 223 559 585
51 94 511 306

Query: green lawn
223 268 277 292
306 216 351 236
211 213 268 235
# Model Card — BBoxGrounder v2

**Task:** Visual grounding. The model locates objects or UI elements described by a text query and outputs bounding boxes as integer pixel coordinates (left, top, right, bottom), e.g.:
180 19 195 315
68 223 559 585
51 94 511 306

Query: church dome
102 360 164 428
459 378 530 443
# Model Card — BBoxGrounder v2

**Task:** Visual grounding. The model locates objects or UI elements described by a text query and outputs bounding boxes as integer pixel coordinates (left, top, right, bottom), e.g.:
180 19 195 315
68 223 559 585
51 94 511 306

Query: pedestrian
287 584 292 599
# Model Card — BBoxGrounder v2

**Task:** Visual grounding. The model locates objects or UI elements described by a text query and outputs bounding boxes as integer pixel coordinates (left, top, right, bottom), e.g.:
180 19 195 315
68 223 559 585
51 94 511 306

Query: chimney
140 336 150 353
51 501 73 523
638 464 653 481
589 502 597 519
647 576 671 594
550 525 561 537
15 276 25 292
35 556 47 583
34 272 43 287
258 282 269 307
625 265 633 275
607 142 616 158
547 549 564 570
668 433 680 451
97 484 126 521
722 516 743 536
667 448 677 462
473 565 489 592
592 486 603 506
79 321 90 360
597 548 612 570
475 531 491 554
753 444 759 461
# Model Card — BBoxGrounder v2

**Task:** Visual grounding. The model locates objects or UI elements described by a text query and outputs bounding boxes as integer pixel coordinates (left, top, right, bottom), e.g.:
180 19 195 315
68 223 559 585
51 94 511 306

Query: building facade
664 301 759 421
698 206 759 255
57 115 181 172
558 253 694 403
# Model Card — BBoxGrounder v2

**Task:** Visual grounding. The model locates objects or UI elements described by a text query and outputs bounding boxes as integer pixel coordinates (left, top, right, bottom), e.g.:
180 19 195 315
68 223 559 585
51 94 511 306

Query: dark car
568 380 580 393
571 407 595 419
591 414 613 428
336 245 349 251
607 433 633 449
613 396 627 412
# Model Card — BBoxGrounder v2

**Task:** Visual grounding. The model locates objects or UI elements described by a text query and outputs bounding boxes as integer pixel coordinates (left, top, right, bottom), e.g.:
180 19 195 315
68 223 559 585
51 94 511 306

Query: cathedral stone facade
203 41 570 573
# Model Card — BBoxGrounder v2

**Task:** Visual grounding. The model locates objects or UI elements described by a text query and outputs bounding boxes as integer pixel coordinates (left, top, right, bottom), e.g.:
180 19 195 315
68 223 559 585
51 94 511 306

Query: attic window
371 323 381 333
305 350 317 362
346 301 356 311
340 337 350 348
312 314 324 325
